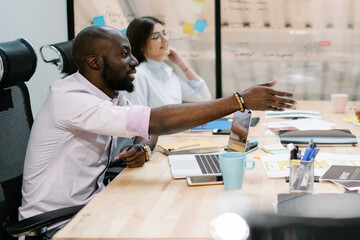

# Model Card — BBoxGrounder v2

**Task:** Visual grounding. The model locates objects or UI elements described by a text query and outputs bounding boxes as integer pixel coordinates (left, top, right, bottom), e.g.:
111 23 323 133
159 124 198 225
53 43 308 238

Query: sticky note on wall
80 22 92 30
318 41 331 46
93 16 105 26
191 1 203 13
183 22 195 35
193 19 207 33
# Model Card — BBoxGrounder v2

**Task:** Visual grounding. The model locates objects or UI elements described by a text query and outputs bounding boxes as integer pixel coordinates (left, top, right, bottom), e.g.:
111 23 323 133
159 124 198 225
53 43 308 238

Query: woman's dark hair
126 16 164 63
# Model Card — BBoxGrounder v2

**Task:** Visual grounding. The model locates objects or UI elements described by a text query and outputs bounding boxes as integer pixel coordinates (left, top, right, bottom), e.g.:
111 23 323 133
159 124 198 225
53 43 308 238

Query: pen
301 139 314 161
309 147 320 160
296 147 320 190
168 143 200 151
308 146 318 160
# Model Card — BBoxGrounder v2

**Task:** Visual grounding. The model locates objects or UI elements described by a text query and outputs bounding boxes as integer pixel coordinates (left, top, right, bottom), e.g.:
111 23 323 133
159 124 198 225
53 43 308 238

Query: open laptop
168 109 257 179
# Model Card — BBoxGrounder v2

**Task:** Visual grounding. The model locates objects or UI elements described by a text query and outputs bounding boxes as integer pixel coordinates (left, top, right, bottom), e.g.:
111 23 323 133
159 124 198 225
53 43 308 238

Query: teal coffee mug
219 152 255 190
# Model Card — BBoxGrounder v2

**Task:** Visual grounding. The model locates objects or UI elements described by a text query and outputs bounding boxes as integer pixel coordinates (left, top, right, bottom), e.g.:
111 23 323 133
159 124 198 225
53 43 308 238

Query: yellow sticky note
182 23 195 35
191 1 203 13
253 152 272 160
195 0 206 2
80 22 92 30
344 117 360 123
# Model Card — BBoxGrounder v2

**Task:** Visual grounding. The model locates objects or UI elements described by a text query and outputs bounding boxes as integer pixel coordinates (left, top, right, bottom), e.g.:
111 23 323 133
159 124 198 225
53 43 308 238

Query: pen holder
289 159 314 194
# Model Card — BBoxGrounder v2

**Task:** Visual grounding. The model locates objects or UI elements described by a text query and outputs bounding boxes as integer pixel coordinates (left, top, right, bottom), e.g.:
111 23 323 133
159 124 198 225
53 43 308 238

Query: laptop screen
227 109 252 152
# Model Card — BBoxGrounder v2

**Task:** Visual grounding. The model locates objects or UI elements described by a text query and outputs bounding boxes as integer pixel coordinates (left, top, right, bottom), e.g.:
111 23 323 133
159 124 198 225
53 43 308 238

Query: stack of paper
265 110 321 119
260 153 360 178
265 119 336 134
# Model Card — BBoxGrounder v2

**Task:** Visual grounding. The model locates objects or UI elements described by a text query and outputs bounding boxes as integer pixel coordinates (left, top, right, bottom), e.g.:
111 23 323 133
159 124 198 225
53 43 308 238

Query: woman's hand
168 47 186 68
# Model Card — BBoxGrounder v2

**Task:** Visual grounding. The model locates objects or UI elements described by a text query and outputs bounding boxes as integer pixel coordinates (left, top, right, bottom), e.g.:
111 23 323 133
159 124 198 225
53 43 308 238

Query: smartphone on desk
212 128 231 135
186 175 223 186
250 117 260 127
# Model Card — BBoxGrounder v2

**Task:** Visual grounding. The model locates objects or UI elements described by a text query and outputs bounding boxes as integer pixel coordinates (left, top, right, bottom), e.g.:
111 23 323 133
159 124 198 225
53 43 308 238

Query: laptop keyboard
194 141 258 175
195 154 220 174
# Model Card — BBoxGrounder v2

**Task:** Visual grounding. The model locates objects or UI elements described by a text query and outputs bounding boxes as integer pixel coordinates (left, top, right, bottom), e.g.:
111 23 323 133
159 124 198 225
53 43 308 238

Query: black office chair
0 38 84 240
39 40 77 77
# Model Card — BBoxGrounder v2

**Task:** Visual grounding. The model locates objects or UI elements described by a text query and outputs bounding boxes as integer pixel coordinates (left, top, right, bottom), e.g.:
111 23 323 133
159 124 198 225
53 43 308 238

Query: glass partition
70 0 217 99
220 0 360 100
68 0 360 100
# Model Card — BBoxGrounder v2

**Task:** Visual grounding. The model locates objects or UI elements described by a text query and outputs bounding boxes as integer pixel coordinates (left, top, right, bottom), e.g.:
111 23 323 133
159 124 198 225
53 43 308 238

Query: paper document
260 154 291 178
260 153 360 178
265 119 335 134
265 110 321 119
332 181 360 191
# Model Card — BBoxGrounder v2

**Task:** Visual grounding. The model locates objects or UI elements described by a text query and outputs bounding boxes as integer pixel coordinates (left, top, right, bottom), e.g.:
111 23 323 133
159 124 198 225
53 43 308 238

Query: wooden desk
54 101 360 239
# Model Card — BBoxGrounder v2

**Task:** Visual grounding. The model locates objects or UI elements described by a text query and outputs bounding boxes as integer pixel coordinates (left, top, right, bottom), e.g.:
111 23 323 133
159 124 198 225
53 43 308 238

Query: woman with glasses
123 16 211 107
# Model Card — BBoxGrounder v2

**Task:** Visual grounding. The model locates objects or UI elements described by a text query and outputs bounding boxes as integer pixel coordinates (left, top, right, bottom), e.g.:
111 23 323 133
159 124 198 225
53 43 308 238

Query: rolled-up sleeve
125 105 151 139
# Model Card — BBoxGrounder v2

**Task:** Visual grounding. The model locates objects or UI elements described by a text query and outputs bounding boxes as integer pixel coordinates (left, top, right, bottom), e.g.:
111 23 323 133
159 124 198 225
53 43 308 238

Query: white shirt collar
74 72 124 104
145 58 173 77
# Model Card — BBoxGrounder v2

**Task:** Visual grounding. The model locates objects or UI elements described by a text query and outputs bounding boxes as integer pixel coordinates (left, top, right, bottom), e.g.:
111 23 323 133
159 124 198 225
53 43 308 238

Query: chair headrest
40 40 77 75
0 38 37 88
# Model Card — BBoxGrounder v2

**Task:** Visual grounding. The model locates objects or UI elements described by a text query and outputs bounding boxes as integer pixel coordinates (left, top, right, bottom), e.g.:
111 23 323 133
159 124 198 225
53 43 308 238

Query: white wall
0 0 68 116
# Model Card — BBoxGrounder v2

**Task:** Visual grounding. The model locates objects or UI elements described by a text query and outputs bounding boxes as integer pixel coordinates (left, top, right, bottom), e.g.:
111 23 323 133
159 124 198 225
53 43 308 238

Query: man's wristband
141 144 152 162
233 92 246 112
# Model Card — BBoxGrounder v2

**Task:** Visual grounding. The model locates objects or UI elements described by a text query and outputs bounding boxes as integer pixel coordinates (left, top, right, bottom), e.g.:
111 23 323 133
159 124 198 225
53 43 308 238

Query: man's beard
102 57 134 92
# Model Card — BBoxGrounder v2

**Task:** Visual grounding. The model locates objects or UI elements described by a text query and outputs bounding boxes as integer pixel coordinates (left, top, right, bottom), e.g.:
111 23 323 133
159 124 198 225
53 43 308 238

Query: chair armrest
6 204 85 237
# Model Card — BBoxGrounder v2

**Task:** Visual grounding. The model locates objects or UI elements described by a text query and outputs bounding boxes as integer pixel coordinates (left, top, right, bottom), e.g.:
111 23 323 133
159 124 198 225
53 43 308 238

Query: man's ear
86 55 102 70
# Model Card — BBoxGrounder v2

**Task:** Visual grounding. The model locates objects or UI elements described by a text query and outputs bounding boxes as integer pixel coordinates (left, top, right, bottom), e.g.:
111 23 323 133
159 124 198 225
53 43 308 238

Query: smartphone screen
212 129 231 135
186 175 223 186
250 117 260 126
245 141 258 153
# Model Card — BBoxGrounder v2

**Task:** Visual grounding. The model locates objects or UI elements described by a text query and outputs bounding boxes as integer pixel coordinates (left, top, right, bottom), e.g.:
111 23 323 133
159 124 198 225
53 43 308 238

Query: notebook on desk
279 129 358 146
190 118 232 132
168 109 258 179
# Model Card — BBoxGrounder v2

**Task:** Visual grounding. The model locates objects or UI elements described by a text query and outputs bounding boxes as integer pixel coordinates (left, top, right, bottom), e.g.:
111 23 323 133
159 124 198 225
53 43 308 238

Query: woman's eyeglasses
150 30 168 41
